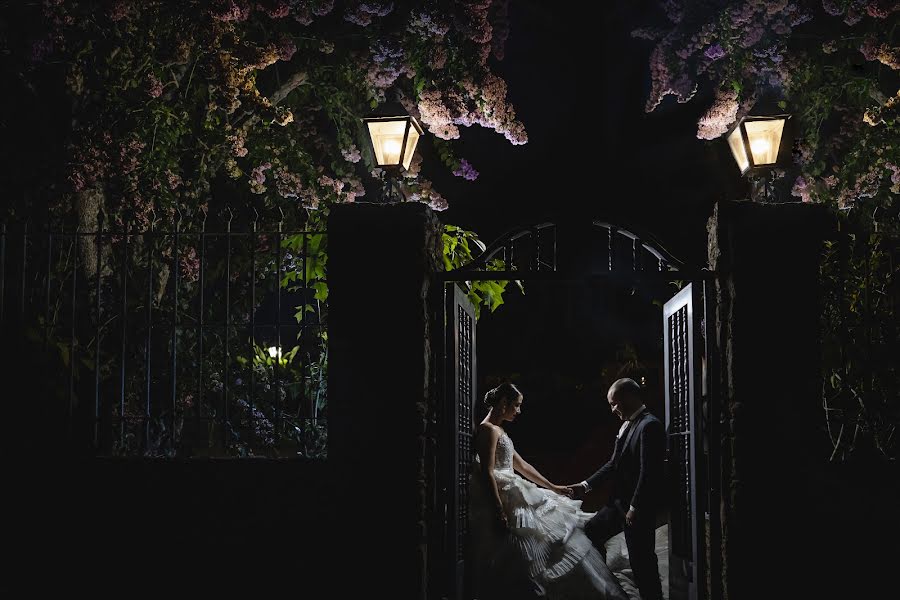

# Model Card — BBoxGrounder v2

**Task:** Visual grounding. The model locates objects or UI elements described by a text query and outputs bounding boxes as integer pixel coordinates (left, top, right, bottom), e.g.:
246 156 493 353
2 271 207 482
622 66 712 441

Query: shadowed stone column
707 200 834 600
328 202 442 599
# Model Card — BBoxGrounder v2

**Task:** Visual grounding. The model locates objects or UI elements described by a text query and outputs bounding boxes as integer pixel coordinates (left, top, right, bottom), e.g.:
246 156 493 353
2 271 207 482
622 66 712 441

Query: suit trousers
584 503 663 600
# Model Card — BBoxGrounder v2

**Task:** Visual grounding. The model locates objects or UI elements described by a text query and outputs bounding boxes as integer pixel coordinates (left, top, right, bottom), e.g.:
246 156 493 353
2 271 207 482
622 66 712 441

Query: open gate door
444 283 477 600
663 283 706 600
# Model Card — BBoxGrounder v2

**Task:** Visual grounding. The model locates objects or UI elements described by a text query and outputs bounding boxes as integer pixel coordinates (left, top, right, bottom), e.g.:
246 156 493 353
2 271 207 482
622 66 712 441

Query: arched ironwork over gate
431 220 721 600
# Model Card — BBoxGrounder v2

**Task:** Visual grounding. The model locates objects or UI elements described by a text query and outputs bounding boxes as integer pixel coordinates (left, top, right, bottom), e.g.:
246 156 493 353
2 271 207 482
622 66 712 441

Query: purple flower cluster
210 0 251 22
180 246 200 283
342 176 366 202
417 73 528 145
366 41 410 94
704 44 726 61
341 144 362 163
146 73 163 98
791 175 813 202
885 163 900 193
452 159 479 181
108 0 128 22
313 0 335 17
866 0 898 19
428 44 448 69
235 398 275 447
227 132 249 158
822 0 843 16
277 35 297 61
402 152 423 179
166 170 183 190
793 142 815 167
834 167 884 208
273 167 304 199
259 0 290 19
249 162 272 194
859 40 900 70
457 0 493 45
344 1 393 27
647 41 696 112
407 180 448 211
408 9 451 39
696 89 739 140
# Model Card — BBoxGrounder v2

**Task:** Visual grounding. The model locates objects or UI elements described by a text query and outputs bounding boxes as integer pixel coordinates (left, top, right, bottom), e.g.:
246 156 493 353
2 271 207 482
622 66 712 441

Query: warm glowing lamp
726 115 788 175
726 111 790 202
363 103 425 203
363 105 423 173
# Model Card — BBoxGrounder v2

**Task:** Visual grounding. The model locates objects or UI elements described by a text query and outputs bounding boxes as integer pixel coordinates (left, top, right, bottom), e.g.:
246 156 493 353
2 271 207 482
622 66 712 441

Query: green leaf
313 281 329 301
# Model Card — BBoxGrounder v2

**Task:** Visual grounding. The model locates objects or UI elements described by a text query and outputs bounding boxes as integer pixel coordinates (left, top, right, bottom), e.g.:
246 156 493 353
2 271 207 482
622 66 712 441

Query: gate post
328 202 443 599
707 200 834 600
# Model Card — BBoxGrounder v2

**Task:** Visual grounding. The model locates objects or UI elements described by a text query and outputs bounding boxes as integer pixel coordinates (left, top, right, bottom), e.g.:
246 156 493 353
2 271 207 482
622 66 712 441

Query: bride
469 383 629 600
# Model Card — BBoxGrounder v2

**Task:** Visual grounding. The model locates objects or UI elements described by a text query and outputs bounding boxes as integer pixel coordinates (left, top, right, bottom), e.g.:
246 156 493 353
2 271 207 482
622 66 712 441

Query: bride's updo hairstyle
483 382 521 410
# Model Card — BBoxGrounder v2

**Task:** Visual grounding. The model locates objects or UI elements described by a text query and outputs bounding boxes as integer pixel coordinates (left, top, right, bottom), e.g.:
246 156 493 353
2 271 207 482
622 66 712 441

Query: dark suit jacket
585 410 665 514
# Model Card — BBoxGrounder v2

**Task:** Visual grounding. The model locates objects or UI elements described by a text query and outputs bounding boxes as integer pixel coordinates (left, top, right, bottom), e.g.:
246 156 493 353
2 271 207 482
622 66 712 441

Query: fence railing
0 218 327 458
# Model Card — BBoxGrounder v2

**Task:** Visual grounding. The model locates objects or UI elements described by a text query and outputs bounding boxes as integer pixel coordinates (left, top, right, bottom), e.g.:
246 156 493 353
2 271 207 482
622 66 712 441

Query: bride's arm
475 425 507 525
513 452 568 495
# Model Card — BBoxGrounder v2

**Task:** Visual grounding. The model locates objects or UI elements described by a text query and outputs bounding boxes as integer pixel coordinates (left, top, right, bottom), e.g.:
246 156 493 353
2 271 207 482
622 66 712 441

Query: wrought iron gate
664 284 706 600
434 220 720 600
440 283 477 600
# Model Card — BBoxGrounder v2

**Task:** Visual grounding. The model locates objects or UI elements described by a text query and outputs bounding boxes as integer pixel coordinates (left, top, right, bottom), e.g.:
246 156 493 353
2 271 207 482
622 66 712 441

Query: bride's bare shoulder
475 422 502 439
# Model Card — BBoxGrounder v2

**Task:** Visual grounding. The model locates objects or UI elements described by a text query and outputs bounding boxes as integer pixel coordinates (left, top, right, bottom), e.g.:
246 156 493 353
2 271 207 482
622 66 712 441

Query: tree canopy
1 0 525 230
636 0 899 462
637 0 898 212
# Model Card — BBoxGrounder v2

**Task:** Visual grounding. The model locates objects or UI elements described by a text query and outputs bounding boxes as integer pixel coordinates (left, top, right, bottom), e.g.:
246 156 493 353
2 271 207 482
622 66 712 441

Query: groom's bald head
607 378 642 419
609 378 641 398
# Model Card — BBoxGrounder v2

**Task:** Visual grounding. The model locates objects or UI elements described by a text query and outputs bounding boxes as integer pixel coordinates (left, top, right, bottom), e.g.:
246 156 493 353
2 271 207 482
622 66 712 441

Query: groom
571 378 665 600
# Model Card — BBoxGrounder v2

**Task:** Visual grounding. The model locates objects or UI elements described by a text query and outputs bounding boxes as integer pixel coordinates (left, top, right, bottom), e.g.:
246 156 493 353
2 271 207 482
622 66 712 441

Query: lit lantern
363 105 423 172
726 115 788 175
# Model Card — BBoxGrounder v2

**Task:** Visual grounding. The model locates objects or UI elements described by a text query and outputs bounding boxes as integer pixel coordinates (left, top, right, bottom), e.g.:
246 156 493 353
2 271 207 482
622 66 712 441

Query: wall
327 202 442 599
708 199 861 599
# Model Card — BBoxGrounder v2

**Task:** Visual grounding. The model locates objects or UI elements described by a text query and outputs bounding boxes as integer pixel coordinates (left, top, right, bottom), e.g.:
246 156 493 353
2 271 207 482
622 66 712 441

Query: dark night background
3 2 896 597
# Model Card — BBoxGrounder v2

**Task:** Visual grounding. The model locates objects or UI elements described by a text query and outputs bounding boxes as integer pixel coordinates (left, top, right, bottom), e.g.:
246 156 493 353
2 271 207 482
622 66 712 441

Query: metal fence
0 216 327 458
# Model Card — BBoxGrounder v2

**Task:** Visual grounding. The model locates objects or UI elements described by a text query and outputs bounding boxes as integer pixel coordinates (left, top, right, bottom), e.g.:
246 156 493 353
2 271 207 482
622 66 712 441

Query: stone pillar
328 202 442 599
707 200 835 600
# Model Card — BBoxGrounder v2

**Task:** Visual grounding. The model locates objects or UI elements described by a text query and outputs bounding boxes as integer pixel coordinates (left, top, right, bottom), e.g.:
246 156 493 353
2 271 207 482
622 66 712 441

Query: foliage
443 224 523 319
638 0 899 461
820 217 898 462
1 0 525 228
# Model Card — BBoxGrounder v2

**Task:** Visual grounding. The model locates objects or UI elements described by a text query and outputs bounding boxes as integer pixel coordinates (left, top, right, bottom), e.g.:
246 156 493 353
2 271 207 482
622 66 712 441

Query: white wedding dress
469 429 629 600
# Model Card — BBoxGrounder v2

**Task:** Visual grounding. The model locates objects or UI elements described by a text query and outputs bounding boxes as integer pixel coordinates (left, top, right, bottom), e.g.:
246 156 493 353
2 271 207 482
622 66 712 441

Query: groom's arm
583 455 615 491
630 418 665 512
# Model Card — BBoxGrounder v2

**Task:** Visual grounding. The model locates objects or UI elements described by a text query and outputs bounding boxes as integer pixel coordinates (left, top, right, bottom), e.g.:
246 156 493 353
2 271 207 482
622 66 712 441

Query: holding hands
551 484 575 498
563 482 588 499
